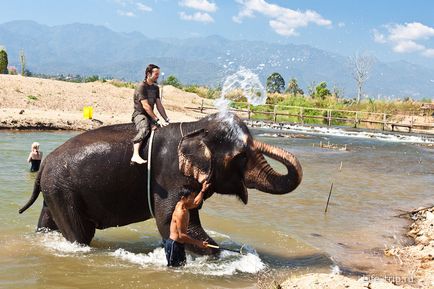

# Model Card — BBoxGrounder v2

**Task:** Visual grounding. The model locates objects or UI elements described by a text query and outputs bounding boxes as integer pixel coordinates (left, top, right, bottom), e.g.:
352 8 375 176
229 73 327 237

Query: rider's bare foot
130 155 147 164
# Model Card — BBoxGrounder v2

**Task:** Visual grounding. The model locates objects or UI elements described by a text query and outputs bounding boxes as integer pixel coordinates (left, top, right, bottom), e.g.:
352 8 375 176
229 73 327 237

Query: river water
0 127 433 288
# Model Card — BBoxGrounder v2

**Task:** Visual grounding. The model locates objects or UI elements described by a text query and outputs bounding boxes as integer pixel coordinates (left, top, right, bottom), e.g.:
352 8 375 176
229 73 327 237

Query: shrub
7 66 17 75
27 95 38 100
109 80 136 89
85 75 99 82
0 48 8 74
164 75 182 89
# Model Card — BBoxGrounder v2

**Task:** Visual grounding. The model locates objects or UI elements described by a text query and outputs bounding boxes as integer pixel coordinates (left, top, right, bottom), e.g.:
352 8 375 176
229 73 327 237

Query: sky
2 0 434 67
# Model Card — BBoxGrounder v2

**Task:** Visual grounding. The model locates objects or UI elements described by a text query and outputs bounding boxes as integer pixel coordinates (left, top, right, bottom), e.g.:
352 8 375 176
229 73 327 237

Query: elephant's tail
19 164 43 214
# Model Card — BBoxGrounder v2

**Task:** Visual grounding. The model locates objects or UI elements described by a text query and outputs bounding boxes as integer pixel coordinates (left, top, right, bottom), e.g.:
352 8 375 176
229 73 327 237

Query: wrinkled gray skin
19 113 302 255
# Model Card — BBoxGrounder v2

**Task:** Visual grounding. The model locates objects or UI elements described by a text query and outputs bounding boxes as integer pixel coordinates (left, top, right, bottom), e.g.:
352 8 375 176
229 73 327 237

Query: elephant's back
49 123 135 157
41 123 138 183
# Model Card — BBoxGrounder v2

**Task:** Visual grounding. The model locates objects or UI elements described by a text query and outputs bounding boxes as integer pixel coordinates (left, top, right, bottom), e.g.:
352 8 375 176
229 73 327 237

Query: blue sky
2 0 434 67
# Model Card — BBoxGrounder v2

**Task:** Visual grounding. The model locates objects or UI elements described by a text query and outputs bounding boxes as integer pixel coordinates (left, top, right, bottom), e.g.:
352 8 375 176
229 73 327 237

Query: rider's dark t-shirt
133 81 160 118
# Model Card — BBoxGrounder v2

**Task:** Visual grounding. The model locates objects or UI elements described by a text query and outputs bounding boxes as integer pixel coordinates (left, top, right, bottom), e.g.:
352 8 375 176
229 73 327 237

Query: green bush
109 80 136 89
0 48 8 74
164 75 182 88
27 95 38 101
85 75 99 82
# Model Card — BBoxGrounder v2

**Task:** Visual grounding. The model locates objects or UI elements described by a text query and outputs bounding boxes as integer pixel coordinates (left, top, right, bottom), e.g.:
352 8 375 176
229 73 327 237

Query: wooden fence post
300 107 304 125
354 112 358 128
382 113 386 130
273 105 277 123
328 110 332 126
248 103 251 120
200 99 204 113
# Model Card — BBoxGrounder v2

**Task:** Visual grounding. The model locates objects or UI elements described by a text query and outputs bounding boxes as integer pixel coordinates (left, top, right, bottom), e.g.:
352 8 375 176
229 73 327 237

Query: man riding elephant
131 64 170 164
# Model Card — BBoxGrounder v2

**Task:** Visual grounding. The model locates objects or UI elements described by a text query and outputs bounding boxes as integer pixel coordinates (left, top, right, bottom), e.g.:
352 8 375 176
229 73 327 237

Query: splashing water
215 66 267 114
213 67 268 143
111 247 266 276
32 231 92 256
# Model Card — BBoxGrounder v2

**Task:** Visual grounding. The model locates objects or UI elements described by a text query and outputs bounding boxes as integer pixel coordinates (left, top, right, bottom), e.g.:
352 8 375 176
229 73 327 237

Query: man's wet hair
180 187 194 199
145 64 159 78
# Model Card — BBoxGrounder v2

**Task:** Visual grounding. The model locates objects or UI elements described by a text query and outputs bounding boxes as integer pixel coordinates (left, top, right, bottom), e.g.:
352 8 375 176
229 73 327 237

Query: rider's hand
202 241 209 249
161 118 170 127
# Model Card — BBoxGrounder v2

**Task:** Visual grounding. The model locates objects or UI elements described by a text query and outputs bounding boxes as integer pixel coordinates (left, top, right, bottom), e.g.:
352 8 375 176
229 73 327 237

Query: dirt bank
0 75 206 130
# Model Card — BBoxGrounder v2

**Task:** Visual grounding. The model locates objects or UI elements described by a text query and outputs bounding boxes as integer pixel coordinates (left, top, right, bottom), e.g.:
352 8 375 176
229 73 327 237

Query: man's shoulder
136 81 146 89
173 203 187 215
150 83 159 90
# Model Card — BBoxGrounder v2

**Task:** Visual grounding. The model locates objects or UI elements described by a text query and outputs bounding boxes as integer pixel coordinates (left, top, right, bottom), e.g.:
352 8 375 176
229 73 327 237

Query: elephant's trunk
244 140 302 194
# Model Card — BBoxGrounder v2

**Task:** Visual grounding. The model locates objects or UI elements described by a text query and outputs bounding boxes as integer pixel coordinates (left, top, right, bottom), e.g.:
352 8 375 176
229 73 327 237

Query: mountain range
1 20 434 99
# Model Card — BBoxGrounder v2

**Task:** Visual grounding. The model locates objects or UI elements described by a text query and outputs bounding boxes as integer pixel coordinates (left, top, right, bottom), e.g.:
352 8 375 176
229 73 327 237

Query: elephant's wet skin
19 113 302 256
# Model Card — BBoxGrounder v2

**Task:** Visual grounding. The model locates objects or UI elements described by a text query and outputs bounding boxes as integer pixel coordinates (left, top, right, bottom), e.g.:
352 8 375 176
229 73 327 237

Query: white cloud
117 10 136 17
374 22 434 58
233 0 331 37
388 22 434 41
393 40 425 53
179 0 217 12
136 2 152 11
179 11 214 23
422 48 434 57
114 0 152 14
114 0 128 6
337 22 345 28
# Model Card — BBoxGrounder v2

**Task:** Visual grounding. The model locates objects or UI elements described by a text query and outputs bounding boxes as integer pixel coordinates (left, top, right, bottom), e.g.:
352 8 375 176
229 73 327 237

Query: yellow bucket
83 106 93 119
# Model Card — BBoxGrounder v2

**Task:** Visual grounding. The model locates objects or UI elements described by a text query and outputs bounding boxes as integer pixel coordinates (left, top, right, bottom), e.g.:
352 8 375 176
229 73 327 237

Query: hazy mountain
1 20 433 99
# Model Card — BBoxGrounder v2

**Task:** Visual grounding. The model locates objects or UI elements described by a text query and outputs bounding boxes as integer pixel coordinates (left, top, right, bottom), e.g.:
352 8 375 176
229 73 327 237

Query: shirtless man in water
164 181 211 267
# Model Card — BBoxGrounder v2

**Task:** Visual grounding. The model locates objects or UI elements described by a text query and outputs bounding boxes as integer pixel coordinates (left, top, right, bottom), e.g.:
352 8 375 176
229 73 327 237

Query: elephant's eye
232 152 247 169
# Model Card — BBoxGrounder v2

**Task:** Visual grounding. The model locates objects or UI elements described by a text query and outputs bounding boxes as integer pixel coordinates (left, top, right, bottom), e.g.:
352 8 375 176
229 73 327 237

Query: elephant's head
178 113 302 203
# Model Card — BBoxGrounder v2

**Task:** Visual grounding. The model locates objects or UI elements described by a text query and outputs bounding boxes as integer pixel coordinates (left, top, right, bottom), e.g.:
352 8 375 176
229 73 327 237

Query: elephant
19 112 302 254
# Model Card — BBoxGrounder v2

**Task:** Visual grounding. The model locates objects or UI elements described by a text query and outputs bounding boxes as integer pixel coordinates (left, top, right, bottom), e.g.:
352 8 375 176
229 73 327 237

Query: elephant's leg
186 209 219 255
155 208 218 255
36 201 58 232
44 190 96 245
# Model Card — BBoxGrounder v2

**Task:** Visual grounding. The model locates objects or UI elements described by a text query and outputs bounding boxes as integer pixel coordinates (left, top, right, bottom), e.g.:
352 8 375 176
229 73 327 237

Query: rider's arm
156 98 169 122
140 99 159 121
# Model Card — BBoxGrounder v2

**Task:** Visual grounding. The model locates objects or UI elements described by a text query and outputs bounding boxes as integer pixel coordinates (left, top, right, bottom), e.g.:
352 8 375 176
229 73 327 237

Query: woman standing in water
27 142 43 172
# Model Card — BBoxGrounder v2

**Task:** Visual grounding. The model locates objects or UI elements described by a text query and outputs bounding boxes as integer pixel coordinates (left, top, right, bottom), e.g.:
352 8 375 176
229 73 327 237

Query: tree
164 75 182 88
266 72 285 94
19 49 26 76
0 47 8 74
286 78 304 96
313 81 331 100
349 53 374 103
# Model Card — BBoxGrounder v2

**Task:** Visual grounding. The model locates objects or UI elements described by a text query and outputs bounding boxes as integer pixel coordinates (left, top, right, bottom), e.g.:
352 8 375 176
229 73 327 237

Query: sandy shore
0 75 206 130
280 207 434 289
1 75 433 288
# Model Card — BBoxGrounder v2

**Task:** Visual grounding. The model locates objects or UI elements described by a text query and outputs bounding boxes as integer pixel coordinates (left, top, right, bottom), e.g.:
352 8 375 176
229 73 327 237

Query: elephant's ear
178 129 212 183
